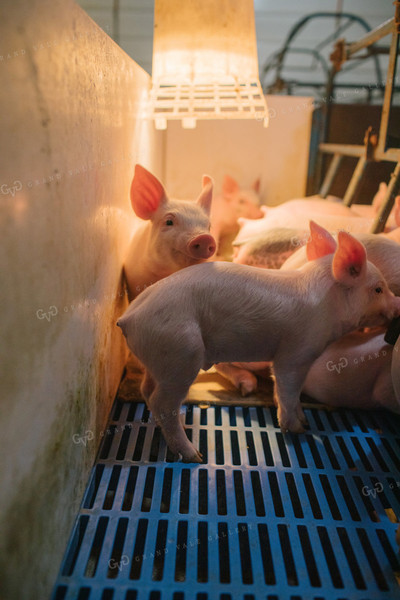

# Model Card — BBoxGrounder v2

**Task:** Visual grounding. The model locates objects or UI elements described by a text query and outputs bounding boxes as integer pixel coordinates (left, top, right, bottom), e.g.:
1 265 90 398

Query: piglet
303 328 398 412
351 183 398 230
124 165 216 299
349 182 388 220
118 221 400 462
384 196 400 243
233 199 373 247
226 328 399 412
281 203 400 296
232 197 400 271
210 175 263 258
232 227 308 269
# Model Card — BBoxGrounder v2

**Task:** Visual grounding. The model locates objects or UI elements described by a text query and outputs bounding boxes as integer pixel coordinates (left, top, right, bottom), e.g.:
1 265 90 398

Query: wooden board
118 353 334 411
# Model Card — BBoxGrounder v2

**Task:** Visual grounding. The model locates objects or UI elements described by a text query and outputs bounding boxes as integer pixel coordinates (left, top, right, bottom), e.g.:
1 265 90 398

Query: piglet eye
375 286 383 294
166 219 174 226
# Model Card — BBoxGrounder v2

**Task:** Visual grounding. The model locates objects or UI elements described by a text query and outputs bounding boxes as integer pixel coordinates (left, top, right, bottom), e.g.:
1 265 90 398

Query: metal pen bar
377 27 399 155
342 156 368 207
319 142 400 162
316 6 399 223
319 142 364 158
345 18 394 57
319 153 343 197
371 161 400 232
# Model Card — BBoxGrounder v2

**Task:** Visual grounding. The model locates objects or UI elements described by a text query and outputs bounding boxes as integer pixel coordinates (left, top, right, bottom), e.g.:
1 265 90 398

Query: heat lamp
147 0 269 130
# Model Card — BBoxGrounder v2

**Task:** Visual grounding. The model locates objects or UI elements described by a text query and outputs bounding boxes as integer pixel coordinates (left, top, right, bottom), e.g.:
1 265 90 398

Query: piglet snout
187 234 216 259
382 295 400 323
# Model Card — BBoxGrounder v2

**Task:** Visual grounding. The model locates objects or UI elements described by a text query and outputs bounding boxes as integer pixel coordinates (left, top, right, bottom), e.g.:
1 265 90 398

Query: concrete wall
0 1 162 599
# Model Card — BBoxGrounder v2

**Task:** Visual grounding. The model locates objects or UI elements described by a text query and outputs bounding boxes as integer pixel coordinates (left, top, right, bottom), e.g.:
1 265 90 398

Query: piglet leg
147 383 203 463
272 361 310 433
140 369 155 401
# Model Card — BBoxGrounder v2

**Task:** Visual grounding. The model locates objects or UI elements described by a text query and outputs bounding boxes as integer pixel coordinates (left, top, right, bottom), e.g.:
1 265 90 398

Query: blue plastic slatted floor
52 401 400 600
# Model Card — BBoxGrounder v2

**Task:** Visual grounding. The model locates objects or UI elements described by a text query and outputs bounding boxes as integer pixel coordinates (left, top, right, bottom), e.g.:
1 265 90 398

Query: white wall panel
163 95 314 206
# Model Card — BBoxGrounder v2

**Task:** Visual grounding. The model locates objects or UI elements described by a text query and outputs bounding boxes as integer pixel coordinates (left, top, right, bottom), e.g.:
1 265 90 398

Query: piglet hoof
278 412 306 434
239 378 258 397
282 422 306 434
182 449 203 464
297 405 309 428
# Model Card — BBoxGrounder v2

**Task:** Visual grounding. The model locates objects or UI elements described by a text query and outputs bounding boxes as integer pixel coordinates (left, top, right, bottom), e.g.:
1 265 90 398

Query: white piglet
210 175 262 239
302 329 398 413
124 165 216 299
118 221 400 462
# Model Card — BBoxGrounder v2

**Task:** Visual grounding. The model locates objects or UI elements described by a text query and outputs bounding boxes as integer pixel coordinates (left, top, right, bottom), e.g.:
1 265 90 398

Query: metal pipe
262 12 383 94
319 143 400 162
342 156 368 207
319 143 364 158
345 18 394 57
371 161 400 232
377 26 399 154
319 153 343 197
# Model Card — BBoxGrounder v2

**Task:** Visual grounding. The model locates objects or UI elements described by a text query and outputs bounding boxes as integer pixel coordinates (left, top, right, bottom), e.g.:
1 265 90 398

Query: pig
223 203 400 394
282 233 400 296
222 206 400 395
222 329 399 412
281 203 400 296
124 165 216 299
214 360 271 397
210 175 263 258
349 182 388 220
350 183 399 231
233 198 373 247
232 227 309 269
337 181 400 231
302 328 398 412
383 196 400 243
117 220 400 462
232 195 400 271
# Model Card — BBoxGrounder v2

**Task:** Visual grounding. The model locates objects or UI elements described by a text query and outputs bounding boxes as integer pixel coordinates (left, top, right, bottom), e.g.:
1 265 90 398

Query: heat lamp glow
148 0 269 129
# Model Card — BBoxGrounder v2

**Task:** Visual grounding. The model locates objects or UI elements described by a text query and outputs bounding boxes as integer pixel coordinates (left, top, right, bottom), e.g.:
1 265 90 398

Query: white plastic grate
146 81 269 128
52 400 400 600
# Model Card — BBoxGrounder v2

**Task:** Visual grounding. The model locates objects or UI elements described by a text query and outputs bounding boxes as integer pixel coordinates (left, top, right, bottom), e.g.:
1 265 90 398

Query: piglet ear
222 174 239 197
332 230 367 286
252 178 261 194
196 175 213 215
130 164 166 220
306 220 337 261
